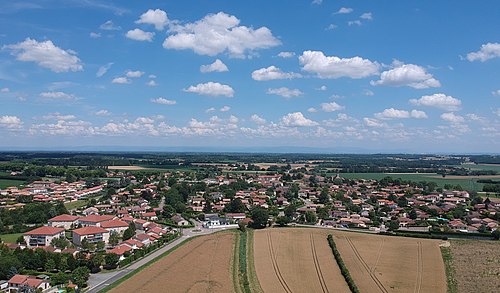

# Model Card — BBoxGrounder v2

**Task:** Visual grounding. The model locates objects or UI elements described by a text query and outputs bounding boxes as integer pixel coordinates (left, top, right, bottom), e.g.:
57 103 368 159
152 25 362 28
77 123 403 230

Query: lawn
0 179 25 189
64 200 88 210
0 233 23 243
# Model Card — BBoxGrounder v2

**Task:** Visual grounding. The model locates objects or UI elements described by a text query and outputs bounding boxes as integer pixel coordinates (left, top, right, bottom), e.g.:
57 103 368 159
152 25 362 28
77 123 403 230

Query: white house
72 226 110 246
48 214 79 229
23 226 65 248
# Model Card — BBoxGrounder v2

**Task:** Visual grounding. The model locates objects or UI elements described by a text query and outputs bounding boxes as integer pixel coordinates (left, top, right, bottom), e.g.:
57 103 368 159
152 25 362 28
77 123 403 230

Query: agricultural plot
449 239 500 293
110 233 235 293
253 228 350 293
332 230 446 293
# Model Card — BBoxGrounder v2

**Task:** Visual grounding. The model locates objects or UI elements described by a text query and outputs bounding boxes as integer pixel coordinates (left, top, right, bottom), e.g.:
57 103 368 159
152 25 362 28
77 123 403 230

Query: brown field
449 239 500 293
332 230 446 293
253 228 350 293
110 233 235 293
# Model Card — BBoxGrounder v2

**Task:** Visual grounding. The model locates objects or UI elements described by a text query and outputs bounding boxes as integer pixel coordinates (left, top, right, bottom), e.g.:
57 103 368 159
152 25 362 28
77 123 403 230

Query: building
48 214 79 229
23 226 65 248
72 226 110 246
171 214 190 226
7 274 51 292
78 214 115 227
100 219 129 235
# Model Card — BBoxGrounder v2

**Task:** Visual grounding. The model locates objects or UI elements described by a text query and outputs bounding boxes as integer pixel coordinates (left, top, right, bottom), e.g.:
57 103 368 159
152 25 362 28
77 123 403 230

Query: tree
122 223 136 241
250 207 269 229
162 204 175 218
104 253 119 269
109 231 120 247
318 188 330 204
388 220 400 231
305 211 317 224
51 237 70 250
492 229 500 240
71 266 90 288
45 258 56 272
409 209 418 220
225 198 246 213
96 241 105 251
275 216 291 227
284 205 296 219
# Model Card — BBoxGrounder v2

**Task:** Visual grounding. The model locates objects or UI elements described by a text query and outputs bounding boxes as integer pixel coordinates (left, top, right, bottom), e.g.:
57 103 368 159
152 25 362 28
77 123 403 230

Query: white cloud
4 38 83 73
151 97 176 105
200 59 229 73
0 116 23 129
325 24 338 31
317 85 327 91
90 32 101 38
307 107 317 113
136 9 169 30
360 13 373 20
30 120 93 136
112 77 130 84
495 108 500 117
374 108 428 119
277 51 295 58
466 43 500 62
312 0 323 5
348 20 362 26
1 87 10 93
95 110 111 116
146 80 158 87
126 70 145 78
299 50 380 79
126 29 155 41
321 102 345 112
220 106 231 112
251 114 266 124
267 87 303 98
96 62 113 77
492 89 500 96
149 74 157 79
371 63 440 89
206 107 216 113
281 112 318 127
39 91 78 101
410 93 461 111
163 12 280 57
363 117 385 128
99 20 121 31
42 112 76 120
441 112 465 123
184 82 234 97
363 89 374 96
252 66 301 81
466 114 484 121
336 7 353 14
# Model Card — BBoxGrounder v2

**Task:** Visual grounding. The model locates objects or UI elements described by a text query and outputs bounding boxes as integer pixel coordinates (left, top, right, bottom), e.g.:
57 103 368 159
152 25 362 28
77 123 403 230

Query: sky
0 0 499 153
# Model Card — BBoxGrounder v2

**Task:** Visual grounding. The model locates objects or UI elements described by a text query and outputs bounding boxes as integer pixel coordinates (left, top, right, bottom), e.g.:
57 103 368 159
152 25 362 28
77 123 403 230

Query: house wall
24 232 64 248
49 220 76 229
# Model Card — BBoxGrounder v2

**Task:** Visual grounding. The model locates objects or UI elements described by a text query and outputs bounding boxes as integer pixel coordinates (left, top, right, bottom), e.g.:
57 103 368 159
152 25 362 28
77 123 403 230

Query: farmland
109 232 235 293
0 179 25 189
253 228 350 293
448 239 500 293
332 230 447 293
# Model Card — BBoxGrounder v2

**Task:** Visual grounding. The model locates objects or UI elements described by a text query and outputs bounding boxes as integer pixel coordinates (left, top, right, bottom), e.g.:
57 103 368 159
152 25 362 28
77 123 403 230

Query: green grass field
462 164 500 172
0 233 23 243
0 179 25 189
64 200 88 210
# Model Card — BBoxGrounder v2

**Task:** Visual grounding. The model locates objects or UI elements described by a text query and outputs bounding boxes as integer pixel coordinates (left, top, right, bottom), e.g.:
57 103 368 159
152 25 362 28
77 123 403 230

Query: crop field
110 233 235 293
0 179 25 189
449 239 500 293
332 230 446 293
253 228 350 293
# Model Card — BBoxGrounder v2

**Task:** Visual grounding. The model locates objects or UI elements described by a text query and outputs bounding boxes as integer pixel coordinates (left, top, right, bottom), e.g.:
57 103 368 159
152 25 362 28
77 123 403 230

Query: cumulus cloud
492 89 500 96
363 89 374 96
308 107 317 113
277 51 295 58
312 0 323 4
363 117 385 128
326 24 338 30
360 12 373 20
251 114 266 125
151 97 176 105
94 110 111 116
126 29 155 41
136 9 169 30
112 77 130 84
220 106 231 112
146 80 158 87
90 32 101 38
252 66 301 81
441 112 465 123
1 88 10 93
0 116 23 129
184 82 234 97
299 50 380 79
267 87 303 98
206 107 216 113
466 43 500 62
321 102 344 112
374 108 428 119
96 62 113 77
410 93 461 111
99 20 121 31
41 113 76 120
200 59 229 73
39 91 78 101
126 70 145 78
371 63 440 89
163 12 280 57
317 85 327 91
4 38 83 72
281 112 318 127
30 120 93 136
336 7 353 14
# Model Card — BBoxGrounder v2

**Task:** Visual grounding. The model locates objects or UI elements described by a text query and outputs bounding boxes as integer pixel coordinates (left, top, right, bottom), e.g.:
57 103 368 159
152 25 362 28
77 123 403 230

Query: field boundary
232 232 242 293
246 229 263 293
326 234 360 293
440 246 458 293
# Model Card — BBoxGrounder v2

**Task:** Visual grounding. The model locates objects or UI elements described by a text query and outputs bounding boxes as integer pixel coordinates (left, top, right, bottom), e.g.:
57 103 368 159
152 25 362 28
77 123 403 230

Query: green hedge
238 231 251 293
327 234 360 293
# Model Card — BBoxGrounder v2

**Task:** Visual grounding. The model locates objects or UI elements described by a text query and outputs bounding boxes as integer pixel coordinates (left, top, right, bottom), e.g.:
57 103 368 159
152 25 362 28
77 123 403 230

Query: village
0 163 499 292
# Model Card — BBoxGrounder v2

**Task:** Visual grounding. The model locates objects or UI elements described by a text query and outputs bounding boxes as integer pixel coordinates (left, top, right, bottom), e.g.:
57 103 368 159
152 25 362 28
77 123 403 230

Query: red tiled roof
8 274 29 285
48 214 79 222
78 215 114 223
101 220 128 228
107 245 132 255
73 226 109 235
24 226 65 236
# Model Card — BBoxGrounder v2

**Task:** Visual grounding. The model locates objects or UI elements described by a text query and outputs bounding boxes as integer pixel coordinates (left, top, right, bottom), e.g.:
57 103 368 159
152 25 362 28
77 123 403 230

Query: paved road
86 222 223 293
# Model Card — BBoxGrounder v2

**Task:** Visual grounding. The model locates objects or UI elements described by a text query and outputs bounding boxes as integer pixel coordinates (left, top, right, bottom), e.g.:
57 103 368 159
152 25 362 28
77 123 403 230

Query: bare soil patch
449 239 500 293
253 228 350 293
110 233 235 293
332 230 446 293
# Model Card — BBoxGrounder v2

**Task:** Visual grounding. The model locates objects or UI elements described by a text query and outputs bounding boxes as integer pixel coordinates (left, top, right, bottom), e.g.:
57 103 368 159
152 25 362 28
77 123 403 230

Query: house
72 226 110 246
123 238 144 250
171 214 190 226
48 214 79 229
23 226 65 248
134 233 152 246
107 245 133 260
100 219 129 235
448 219 468 232
203 215 239 229
7 275 51 292
78 215 115 227
140 211 158 221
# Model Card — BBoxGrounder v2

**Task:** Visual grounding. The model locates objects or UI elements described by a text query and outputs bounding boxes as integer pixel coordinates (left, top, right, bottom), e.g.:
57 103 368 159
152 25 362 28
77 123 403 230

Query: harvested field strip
310 233 329 293
414 241 423 293
246 230 262 293
345 236 388 293
267 232 292 293
440 246 458 293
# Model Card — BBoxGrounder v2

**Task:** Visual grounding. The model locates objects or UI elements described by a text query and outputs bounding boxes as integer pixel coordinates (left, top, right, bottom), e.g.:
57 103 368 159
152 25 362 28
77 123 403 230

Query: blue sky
0 0 499 153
